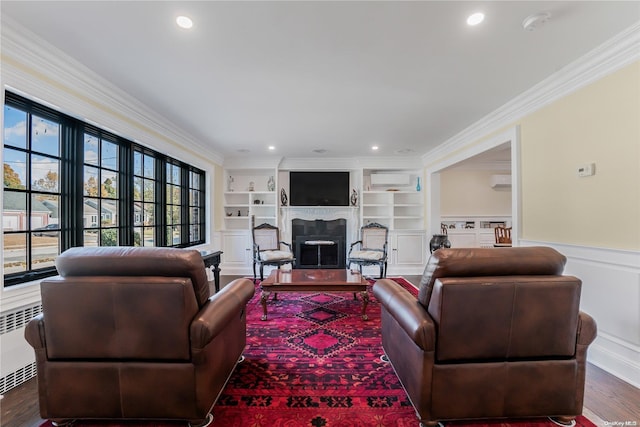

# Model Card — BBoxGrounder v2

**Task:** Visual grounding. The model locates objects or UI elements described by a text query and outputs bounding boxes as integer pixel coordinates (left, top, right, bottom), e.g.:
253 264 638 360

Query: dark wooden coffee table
260 269 370 321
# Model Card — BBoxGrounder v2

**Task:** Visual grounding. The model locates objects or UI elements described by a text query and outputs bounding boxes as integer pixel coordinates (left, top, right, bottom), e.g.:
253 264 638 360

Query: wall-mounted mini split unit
370 173 410 186
490 174 512 189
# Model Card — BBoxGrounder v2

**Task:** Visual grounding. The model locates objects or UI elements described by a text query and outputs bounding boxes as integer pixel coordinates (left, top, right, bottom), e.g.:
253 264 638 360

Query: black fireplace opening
292 219 347 269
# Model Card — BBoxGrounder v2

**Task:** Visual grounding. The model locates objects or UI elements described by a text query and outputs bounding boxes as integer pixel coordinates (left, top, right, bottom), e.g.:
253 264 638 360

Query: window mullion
180 167 189 246
157 156 167 246
119 143 133 246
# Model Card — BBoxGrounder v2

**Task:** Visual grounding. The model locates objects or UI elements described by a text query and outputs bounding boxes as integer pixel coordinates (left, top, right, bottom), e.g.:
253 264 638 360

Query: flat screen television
289 172 350 206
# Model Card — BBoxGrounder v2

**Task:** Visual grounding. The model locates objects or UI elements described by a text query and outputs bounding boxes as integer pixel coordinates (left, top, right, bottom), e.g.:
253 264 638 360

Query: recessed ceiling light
176 16 193 29
268 146 275 151
371 145 379 151
467 12 485 26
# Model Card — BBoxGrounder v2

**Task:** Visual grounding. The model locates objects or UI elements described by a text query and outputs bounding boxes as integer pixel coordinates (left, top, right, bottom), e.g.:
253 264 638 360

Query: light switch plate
578 163 596 177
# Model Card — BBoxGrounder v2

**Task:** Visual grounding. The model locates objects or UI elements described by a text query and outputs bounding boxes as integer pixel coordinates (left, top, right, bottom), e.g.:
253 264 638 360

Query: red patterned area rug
38 277 596 427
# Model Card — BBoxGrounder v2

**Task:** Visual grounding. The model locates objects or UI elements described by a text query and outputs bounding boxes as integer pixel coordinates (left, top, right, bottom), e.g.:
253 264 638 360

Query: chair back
41 246 209 361
416 247 580 362
253 223 280 251
494 226 512 244
360 222 388 251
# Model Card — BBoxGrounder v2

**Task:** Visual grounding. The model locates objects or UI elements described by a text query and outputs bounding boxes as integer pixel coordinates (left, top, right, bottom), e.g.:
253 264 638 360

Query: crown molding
447 160 512 172
422 21 640 166
0 16 224 167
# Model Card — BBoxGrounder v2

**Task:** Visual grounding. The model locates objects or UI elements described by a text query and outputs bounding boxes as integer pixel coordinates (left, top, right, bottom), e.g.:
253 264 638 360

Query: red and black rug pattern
213 278 418 426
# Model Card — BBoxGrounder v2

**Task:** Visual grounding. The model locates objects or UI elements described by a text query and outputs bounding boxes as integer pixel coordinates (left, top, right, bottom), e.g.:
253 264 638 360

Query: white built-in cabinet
220 167 427 275
440 216 511 248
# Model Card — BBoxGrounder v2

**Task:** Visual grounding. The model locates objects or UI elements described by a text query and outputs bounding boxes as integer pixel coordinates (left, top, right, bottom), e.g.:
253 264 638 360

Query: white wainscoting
520 240 640 388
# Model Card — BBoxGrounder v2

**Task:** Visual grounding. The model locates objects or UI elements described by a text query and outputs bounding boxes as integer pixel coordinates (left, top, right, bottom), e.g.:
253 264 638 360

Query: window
165 162 183 246
3 103 62 280
133 149 159 247
2 92 206 286
83 132 122 246
189 169 205 244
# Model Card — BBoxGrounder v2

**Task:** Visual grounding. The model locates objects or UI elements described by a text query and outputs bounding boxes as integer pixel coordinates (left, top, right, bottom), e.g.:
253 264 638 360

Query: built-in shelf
362 190 424 231
223 168 278 230
441 216 511 248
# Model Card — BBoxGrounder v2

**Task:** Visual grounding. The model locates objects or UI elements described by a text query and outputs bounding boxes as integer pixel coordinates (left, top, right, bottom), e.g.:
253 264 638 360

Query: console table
200 250 223 292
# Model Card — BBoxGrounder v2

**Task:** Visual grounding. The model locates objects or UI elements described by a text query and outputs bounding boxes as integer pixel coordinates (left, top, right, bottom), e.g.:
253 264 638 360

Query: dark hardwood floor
2 275 638 427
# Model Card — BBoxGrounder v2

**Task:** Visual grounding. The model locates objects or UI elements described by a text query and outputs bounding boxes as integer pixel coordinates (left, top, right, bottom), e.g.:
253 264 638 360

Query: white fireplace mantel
280 207 360 247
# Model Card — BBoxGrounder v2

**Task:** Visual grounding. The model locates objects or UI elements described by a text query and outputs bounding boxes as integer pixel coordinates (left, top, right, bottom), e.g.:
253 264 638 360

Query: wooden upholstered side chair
348 222 389 278
494 226 512 247
252 223 295 283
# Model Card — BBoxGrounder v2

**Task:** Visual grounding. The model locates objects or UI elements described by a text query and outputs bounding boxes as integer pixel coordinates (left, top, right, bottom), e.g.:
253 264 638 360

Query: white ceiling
2 1 639 162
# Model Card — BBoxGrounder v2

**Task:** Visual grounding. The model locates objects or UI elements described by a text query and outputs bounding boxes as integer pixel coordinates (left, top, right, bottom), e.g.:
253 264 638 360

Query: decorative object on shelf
226 212 233 217
350 189 358 207
429 234 451 253
248 181 255 192
237 210 242 217
280 188 288 206
254 199 261 204
227 176 234 192
267 176 275 192
416 177 421 192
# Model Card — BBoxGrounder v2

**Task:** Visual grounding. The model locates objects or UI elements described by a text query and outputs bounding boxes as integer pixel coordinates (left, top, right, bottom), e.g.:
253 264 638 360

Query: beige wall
440 169 512 216
519 62 640 250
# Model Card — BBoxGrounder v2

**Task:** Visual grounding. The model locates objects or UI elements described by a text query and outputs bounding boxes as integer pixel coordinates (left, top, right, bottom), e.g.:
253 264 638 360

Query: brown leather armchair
25 247 255 427
373 247 597 427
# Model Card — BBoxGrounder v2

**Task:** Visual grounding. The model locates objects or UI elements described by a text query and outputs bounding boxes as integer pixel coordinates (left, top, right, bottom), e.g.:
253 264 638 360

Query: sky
3 105 119 192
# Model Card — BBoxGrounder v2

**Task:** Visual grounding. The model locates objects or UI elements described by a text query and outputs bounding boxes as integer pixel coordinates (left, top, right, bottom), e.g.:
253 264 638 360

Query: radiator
0 303 41 394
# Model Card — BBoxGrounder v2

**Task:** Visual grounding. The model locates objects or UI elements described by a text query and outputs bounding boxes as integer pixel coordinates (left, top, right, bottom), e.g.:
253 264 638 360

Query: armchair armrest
190 278 255 349
373 279 435 352
279 241 293 251
577 311 597 346
349 240 363 251
24 313 45 349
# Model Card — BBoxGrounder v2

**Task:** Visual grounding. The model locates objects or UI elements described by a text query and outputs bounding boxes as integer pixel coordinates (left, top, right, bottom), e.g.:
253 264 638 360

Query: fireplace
292 219 346 269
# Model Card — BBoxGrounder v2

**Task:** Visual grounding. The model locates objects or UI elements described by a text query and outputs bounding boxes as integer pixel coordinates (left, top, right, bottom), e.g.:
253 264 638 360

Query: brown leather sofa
372 247 597 427
25 246 255 426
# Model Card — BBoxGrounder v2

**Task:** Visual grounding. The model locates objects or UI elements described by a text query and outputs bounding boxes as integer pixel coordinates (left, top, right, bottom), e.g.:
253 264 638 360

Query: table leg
212 262 221 293
360 290 369 320
260 290 271 321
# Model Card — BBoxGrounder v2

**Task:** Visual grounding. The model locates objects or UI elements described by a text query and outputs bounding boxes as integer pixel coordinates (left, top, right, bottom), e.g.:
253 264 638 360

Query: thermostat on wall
577 163 596 177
